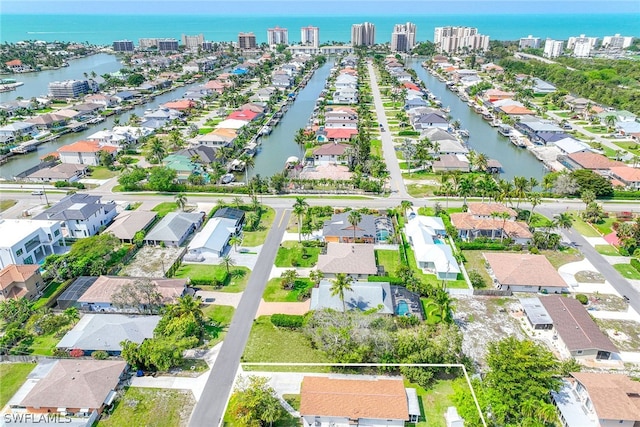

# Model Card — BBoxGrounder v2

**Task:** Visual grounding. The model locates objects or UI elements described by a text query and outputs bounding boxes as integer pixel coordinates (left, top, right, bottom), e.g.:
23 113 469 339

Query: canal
249 60 333 178
409 59 547 182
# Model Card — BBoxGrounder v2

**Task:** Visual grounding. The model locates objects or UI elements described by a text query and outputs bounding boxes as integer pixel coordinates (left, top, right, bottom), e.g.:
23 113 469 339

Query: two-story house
0 264 44 301
34 194 117 238
0 219 65 268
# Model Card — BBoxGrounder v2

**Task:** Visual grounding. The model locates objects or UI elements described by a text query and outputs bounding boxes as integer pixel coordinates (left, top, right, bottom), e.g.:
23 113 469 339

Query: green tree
581 189 596 211
118 167 147 191
126 73 145 86
230 376 285 426
347 210 362 242
147 167 177 192
229 235 242 253
571 169 613 197
280 269 299 290
527 192 542 224
400 200 413 222
309 269 324 286
221 254 235 274
292 197 309 243
98 150 114 167
146 136 166 164
330 273 353 312
174 193 187 211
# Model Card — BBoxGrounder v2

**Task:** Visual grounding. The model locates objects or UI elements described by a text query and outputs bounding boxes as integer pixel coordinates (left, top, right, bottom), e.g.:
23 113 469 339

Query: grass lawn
151 202 178 218
370 139 382 157
375 250 401 275
614 141 640 156
595 244 620 256
174 264 251 293
263 278 314 302
223 394 299 427
242 316 330 372
583 125 609 134
613 263 640 280
98 387 195 427
406 379 456 427
592 216 617 236
407 183 437 198
542 248 584 269
406 246 468 289
87 166 119 179
0 199 17 212
27 333 61 356
529 212 551 228
202 305 235 346
570 214 601 237
242 207 275 246
462 250 493 288
198 127 213 134
274 241 321 268
33 280 71 310
0 363 35 407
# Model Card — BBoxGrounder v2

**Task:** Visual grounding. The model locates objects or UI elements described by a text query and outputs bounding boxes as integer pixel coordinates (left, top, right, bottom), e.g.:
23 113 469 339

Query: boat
220 173 235 184
498 125 512 137
458 129 470 138
482 113 494 121
228 159 245 172
259 126 272 136
284 156 299 169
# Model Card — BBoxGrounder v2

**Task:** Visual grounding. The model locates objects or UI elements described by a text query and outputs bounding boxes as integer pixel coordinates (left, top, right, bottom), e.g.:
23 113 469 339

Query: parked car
31 190 43 195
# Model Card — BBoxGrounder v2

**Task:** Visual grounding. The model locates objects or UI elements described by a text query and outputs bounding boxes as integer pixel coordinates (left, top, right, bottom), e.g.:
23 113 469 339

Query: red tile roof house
227 109 262 122
317 128 358 143
450 203 532 245
163 99 196 111
608 166 640 190
561 151 625 172
300 376 415 427
58 140 118 166
312 143 350 166
0 264 43 301
483 253 569 294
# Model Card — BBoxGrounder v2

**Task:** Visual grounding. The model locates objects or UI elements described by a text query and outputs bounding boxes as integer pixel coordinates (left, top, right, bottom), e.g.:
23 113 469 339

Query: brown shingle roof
540 296 618 354
609 166 640 183
0 264 39 290
571 372 640 421
316 243 377 276
300 376 409 420
484 253 567 288
77 276 185 304
313 143 349 156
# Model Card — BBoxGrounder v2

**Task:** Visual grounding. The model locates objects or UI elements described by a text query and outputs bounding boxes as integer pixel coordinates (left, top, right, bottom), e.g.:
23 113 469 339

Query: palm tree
229 235 242 253
512 176 529 209
347 210 362 242
441 181 454 209
309 269 324 286
555 212 573 231
292 197 309 243
147 137 166 164
174 193 187 211
458 175 476 206
492 211 511 242
604 114 617 131
240 154 255 185
527 192 542 224
232 196 244 209
221 254 235 274
400 200 413 222
280 269 299 290
581 189 596 212
475 152 489 172
174 295 203 322
330 273 354 312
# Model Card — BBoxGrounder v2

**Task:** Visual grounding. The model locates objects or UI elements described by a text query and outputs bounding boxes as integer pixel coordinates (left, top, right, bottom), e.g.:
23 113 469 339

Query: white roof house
405 216 460 281
552 137 592 155
215 119 248 130
310 280 394 314
187 217 237 258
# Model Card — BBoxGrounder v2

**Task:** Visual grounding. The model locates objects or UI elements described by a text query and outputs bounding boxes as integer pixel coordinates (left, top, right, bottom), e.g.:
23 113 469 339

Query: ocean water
1 14 638 45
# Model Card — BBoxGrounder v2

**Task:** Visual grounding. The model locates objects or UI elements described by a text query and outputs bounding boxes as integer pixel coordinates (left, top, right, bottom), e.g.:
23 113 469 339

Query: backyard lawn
27 333 61 356
614 141 640 156
242 207 275 246
263 278 314 302
595 244 620 256
274 241 321 268
613 263 640 280
0 363 34 407
174 264 250 292
375 250 401 275
370 139 382 157
405 379 456 427
242 316 330 372
97 387 195 427
405 246 468 289
462 250 493 288
151 202 178 218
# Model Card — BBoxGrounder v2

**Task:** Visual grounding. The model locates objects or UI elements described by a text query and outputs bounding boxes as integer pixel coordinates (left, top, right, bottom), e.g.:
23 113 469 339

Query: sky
2 0 639 15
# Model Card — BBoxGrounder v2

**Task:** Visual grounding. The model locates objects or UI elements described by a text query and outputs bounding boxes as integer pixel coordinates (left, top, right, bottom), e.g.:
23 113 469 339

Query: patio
391 286 424 320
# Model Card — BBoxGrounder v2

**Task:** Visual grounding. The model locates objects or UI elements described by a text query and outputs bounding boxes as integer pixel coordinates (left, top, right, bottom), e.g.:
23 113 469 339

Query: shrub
468 270 486 289
630 258 640 273
91 350 109 360
271 314 304 329
529 246 540 254
575 294 588 305
69 348 85 358
297 287 312 301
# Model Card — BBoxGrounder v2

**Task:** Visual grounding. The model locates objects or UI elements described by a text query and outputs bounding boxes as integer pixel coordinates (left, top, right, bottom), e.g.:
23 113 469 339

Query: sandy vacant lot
120 245 185 278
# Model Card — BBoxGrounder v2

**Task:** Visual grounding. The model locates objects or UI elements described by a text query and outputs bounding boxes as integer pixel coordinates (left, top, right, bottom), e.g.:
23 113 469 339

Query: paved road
539 207 640 313
188 208 291 427
367 61 410 199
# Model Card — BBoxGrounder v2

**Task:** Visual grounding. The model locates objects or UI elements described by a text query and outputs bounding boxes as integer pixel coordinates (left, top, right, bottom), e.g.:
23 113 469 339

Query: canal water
0 53 124 103
409 59 547 182
249 60 333 179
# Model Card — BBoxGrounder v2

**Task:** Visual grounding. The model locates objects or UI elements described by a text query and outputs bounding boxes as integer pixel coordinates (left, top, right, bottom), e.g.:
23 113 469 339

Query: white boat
220 173 235 184
285 156 299 169
458 129 470 138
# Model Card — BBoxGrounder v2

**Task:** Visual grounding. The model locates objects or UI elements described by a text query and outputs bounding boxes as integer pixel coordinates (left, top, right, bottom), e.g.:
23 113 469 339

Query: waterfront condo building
48 80 90 99
0 219 64 269
267 26 288 46
602 34 634 49
238 32 257 49
157 38 179 52
519 35 541 50
433 26 489 53
391 22 417 53
181 34 204 50
112 40 134 52
567 34 598 58
351 22 376 46
543 39 564 58
138 38 159 49
301 26 319 48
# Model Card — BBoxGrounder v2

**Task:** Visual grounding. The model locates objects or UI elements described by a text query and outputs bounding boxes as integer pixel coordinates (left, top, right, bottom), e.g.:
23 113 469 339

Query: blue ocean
1 14 638 45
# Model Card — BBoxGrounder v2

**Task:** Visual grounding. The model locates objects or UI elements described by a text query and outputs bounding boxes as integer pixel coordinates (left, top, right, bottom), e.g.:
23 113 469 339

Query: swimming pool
434 238 444 244
395 300 410 316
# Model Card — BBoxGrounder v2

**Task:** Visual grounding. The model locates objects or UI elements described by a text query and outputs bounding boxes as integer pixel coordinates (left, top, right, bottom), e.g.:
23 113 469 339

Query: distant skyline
2 0 639 15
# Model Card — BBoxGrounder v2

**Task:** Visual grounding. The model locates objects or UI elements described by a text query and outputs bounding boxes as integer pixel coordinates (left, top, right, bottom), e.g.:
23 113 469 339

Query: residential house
404 96 428 110
0 121 38 143
57 140 118 166
0 264 43 301
25 113 68 130
56 314 161 355
10 360 126 420
484 253 569 293
163 100 195 111
405 216 460 280
227 109 262 122
86 130 128 147
335 73 358 89
68 276 187 312
194 128 237 148
450 203 532 244
212 207 246 230
316 128 358 143
174 145 218 164
432 154 470 173
113 90 137 102
608 166 640 190
103 210 157 243
560 151 624 172
316 243 377 279
483 89 515 102
520 297 554 330
551 138 592 155
532 78 556 94
215 119 248 130
0 219 64 268
312 143 349 165
162 153 206 183
540 296 619 360
249 87 276 102
498 104 536 116
300 376 412 427
332 88 358 104
412 113 449 130
322 212 393 244
186 217 238 258
5 59 30 73
25 163 88 183
310 280 394 314
515 116 564 142
73 103 103 117
144 212 204 247
552 372 640 427
85 94 116 108
597 109 637 123
34 194 117 238
272 73 292 89
434 139 469 156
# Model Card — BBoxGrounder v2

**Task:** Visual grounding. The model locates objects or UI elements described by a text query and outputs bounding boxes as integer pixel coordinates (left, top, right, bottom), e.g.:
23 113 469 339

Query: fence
166 247 188 278
0 355 54 363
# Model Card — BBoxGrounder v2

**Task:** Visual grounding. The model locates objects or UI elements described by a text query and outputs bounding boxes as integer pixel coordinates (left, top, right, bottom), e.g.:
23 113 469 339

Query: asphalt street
188 208 291 427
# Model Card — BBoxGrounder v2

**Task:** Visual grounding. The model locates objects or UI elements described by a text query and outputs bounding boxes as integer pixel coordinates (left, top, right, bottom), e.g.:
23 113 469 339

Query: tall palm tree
292 196 309 243
491 211 511 242
458 175 476 206
555 212 573 231
229 235 242 253
527 192 542 224
347 210 362 242
232 196 244 209
240 154 255 185
512 176 529 209
221 254 235 274
174 193 187 211
604 114 617 131
400 200 413 222
330 273 354 312
475 152 489 172
147 137 166 164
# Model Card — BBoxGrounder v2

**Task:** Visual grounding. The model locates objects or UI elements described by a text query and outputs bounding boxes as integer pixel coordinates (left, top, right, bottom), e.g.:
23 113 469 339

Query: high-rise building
267 27 288 46
391 22 416 52
181 34 204 50
602 34 634 49
112 40 134 52
138 38 159 49
519 35 541 50
351 22 376 47
543 39 564 58
49 80 90 99
238 32 257 49
157 39 179 52
567 35 597 58
433 26 489 53
301 26 320 48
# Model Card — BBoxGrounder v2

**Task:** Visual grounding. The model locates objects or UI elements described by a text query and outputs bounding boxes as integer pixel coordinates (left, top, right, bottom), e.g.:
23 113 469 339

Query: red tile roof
403 82 421 92
0 264 39 291
313 143 349 156
58 140 117 153
500 105 535 115
5 59 22 67
227 109 260 121
325 128 358 140
163 100 195 110
609 166 640 183
567 152 624 170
